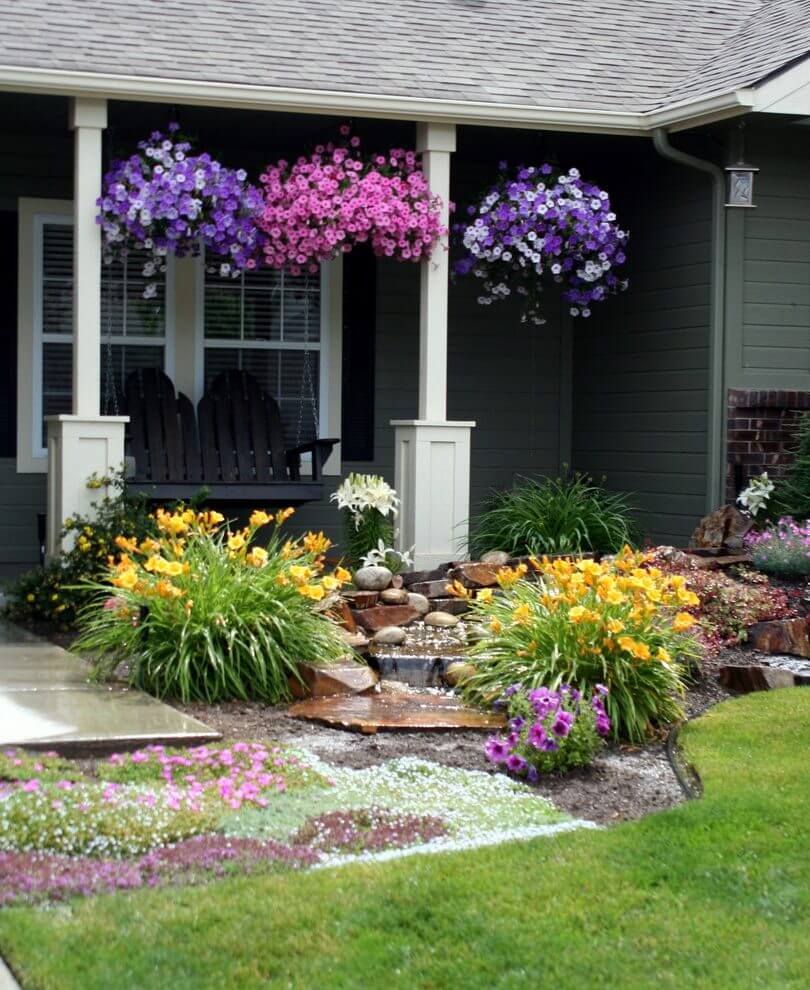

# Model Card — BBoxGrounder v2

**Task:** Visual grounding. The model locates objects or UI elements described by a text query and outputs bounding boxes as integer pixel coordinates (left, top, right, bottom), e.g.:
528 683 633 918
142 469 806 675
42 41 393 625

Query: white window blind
203 266 321 447
37 218 167 451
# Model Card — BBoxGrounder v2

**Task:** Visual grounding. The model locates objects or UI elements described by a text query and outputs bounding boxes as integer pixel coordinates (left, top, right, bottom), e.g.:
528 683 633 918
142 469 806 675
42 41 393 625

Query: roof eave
0 64 755 135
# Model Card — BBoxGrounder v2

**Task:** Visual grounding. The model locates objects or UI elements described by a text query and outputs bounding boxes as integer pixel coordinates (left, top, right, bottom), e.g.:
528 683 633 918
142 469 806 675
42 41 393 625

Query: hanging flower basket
258 127 446 276
454 162 629 325
97 124 265 296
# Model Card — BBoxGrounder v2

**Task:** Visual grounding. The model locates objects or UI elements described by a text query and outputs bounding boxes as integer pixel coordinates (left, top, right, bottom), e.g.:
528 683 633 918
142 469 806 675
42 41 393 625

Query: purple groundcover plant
292 807 449 855
97 123 265 297
486 683 610 778
0 836 318 907
744 516 810 579
454 162 628 324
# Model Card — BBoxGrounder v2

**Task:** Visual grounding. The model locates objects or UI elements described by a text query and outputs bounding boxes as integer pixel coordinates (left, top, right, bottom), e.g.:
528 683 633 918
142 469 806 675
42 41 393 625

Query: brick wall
726 389 810 502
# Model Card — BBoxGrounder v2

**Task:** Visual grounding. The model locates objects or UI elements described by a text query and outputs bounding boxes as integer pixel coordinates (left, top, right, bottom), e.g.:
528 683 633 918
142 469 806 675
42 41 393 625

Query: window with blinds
37 218 167 450
203 265 322 447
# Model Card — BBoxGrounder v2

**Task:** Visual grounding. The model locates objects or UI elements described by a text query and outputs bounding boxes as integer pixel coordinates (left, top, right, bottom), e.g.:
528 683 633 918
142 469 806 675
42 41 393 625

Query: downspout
652 128 726 513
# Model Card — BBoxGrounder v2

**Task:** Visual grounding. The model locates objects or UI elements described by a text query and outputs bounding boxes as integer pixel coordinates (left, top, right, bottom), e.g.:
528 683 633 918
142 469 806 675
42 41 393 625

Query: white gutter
0 65 755 136
652 129 726 513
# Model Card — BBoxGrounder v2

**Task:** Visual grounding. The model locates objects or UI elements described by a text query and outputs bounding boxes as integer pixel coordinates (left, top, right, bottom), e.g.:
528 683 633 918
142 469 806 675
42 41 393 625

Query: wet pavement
0 621 219 753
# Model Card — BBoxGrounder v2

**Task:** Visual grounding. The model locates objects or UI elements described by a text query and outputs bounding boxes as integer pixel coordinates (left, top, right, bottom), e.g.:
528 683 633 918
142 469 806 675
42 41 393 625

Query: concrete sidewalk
0 621 219 753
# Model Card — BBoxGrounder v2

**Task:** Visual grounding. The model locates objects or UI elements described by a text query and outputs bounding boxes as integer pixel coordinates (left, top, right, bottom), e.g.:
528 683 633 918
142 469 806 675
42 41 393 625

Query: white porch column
46 98 127 557
392 122 475 569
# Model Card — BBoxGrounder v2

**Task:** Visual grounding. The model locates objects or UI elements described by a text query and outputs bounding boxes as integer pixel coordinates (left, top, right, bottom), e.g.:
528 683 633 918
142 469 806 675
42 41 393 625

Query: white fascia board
751 57 810 114
0 63 755 135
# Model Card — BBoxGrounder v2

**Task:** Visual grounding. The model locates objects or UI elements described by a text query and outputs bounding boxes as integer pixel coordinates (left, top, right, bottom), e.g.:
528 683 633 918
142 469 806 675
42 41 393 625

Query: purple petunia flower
484 738 511 764
527 721 547 749
506 754 527 774
551 711 574 738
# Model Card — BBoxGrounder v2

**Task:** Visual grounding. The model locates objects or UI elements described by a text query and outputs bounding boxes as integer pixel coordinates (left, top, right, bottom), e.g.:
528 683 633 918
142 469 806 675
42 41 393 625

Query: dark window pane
42 342 72 445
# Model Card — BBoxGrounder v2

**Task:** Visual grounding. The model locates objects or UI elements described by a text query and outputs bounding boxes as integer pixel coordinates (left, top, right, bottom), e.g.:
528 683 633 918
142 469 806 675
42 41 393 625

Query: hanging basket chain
295 272 319 446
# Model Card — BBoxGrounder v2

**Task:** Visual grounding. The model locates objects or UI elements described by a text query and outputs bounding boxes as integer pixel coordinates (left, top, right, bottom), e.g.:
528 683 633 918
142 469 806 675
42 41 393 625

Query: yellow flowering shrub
74 507 350 704
462 548 700 741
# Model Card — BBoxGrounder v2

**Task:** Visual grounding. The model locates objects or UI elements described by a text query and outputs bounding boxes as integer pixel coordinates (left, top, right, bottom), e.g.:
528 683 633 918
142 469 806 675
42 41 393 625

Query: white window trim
193 253 342 475
17 197 175 472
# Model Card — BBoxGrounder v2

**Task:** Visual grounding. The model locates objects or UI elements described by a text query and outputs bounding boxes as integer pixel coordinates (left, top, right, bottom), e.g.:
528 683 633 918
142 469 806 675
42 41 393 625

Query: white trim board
0 64 758 136
17 198 175 473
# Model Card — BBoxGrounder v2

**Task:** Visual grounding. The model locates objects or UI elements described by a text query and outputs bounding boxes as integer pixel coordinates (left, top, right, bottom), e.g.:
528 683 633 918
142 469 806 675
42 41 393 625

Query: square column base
46 415 128 557
391 419 475 570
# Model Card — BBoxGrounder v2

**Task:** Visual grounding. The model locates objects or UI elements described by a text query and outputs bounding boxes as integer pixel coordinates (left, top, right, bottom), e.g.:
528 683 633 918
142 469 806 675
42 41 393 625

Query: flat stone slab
0 688 220 753
287 692 505 734
0 620 219 753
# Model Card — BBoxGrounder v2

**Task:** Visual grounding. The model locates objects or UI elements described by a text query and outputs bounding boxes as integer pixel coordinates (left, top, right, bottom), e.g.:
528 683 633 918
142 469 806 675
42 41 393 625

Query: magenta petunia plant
97 123 266 297
258 126 445 275
485 683 610 779
455 162 629 325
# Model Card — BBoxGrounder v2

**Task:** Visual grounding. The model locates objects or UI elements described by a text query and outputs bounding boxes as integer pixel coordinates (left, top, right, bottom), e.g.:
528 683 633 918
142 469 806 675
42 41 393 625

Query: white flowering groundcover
0 744 595 906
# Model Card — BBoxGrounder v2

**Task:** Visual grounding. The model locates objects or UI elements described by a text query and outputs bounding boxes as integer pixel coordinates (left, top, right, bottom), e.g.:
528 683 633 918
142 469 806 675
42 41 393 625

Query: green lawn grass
1 690 809 990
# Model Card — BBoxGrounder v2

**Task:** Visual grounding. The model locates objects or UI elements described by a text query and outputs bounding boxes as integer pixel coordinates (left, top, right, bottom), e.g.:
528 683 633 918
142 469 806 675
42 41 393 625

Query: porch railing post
46 98 127 557
69 97 106 417
391 122 475 569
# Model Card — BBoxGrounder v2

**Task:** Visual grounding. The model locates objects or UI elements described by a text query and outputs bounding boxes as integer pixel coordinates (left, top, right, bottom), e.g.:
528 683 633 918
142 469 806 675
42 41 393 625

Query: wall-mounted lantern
725 161 759 208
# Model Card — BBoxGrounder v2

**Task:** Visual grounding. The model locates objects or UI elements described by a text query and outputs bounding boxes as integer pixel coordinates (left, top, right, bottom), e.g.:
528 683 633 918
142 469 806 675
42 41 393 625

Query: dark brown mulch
177 666 734 827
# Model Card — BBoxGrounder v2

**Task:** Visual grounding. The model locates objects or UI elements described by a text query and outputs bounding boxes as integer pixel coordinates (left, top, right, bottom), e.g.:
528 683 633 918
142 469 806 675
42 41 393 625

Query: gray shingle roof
0 0 808 113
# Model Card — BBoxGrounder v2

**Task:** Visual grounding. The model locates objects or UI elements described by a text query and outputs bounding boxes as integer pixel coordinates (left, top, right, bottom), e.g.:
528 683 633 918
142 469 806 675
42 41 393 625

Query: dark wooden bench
125 368 339 505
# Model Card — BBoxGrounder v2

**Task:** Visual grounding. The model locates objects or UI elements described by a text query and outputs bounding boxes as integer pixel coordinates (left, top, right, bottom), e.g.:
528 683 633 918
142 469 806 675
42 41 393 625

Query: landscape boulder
748 617 810 659
353 604 420 633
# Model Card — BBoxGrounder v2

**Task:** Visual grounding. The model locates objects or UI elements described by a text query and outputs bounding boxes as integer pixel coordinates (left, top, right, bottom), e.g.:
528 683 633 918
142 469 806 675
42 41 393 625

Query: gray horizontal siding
0 459 45 580
732 123 810 387
572 157 711 545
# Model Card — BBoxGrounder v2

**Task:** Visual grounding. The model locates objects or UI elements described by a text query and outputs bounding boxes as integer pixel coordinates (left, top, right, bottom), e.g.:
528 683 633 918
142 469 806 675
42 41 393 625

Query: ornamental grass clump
745 516 810 579
485 684 609 779
468 473 640 559
462 549 700 742
74 507 351 703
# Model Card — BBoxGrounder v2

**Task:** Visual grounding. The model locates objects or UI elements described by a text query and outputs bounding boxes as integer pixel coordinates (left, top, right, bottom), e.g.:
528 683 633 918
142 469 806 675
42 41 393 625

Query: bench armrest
286 438 340 481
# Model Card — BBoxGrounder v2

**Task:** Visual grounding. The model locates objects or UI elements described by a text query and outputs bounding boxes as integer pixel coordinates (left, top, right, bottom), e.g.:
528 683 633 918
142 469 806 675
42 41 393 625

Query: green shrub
3 471 155 629
771 413 810 521
73 507 350 703
461 550 698 741
468 473 640 559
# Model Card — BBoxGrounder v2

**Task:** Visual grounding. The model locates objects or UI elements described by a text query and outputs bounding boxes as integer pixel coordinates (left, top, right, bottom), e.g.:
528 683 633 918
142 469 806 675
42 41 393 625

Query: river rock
380 587 409 605
353 566 393 591
425 611 460 628
443 661 477 687
372 626 408 645
340 628 370 650
406 592 431 615
481 550 510 566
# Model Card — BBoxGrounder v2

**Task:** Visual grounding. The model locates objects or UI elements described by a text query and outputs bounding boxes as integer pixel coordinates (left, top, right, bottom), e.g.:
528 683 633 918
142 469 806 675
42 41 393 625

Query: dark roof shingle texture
1 0 809 112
